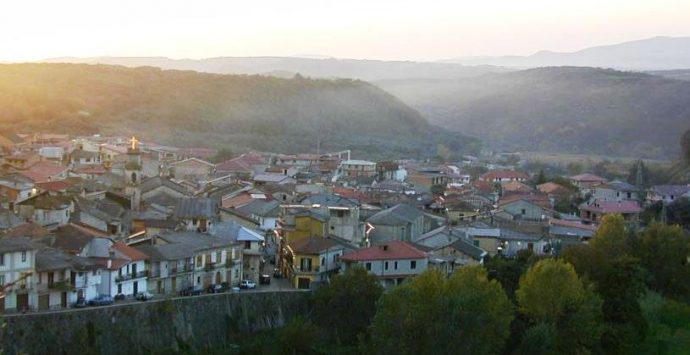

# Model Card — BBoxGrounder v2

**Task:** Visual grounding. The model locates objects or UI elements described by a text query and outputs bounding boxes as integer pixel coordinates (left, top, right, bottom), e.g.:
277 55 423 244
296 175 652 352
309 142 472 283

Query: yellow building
277 209 331 278
286 237 343 289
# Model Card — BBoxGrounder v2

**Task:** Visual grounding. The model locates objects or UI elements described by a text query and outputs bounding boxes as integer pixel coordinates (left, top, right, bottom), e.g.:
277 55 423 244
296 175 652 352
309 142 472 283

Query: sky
1 0 690 62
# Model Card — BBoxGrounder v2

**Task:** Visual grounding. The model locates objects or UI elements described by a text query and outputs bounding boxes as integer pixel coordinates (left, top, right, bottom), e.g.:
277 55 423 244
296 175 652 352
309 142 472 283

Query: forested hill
0 63 479 159
377 67 690 159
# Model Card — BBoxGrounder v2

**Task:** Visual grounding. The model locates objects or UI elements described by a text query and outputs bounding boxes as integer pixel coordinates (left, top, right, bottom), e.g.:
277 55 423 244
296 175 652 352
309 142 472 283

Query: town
0 131 686 314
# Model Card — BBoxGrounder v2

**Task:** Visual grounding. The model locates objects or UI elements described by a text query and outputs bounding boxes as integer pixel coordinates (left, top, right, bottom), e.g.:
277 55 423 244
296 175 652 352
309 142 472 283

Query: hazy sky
2 0 689 61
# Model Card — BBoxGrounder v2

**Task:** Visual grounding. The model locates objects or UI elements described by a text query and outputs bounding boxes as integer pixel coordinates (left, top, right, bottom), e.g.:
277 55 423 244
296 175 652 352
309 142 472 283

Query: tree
313 266 383 345
562 215 648 354
666 197 690 229
681 128 690 163
632 222 690 300
516 259 604 354
276 317 321 355
370 267 513 355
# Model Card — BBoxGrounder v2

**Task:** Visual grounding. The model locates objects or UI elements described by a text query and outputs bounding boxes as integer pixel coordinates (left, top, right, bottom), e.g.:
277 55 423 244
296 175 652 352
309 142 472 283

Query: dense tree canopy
370 267 513 355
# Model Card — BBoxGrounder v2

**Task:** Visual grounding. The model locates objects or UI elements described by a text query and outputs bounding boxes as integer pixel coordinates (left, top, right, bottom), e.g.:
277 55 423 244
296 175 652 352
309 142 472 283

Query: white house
0 237 41 313
98 242 149 298
340 240 428 289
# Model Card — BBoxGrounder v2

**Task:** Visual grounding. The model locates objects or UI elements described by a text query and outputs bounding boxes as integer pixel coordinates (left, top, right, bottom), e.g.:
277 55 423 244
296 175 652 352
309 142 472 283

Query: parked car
88 295 114 306
260 274 271 285
114 293 126 301
136 291 154 301
206 284 225 293
179 285 203 296
239 280 257 289
73 297 87 308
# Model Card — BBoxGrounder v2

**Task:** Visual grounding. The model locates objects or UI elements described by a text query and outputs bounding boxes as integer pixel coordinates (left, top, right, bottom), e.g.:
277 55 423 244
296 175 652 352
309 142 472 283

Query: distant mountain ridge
377 67 690 159
42 56 506 81
443 36 690 70
0 63 479 159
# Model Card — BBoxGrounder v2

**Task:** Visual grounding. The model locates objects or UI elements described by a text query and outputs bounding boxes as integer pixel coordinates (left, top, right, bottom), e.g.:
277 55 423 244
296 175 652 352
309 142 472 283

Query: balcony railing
170 265 193 275
115 270 149 283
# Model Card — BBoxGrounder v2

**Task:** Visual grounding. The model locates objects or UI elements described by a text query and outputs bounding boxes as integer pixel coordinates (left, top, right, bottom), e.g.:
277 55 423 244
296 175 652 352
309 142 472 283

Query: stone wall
0 291 311 354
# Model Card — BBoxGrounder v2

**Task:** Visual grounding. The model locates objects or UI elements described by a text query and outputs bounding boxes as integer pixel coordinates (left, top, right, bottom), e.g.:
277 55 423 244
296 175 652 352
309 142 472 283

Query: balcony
170 265 193 275
115 270 148 283
49 280 74 291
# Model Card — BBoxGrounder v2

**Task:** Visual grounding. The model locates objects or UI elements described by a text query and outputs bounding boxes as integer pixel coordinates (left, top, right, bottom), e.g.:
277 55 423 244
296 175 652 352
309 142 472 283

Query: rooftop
340 240 427 261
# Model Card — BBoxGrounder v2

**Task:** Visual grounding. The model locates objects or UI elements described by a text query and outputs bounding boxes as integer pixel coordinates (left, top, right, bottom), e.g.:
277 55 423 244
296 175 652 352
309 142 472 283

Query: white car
239 280 257 289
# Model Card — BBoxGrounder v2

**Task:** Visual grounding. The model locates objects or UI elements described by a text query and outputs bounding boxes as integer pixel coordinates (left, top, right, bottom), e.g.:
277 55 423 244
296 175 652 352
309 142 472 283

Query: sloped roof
0 237 42 253
173 198 217 219
36 248 97 272
501 180 533 193
601 180 637 192
210 221 264 242
290 237 341 255
235 199 280 218
2 222 49 238
579 199 642 214
341 240 427 261
367 204 424 226
449 238 487 260
18 161 67 182
140 176 189 196
300 193 358 208
570 173 607 183
111 241 149 261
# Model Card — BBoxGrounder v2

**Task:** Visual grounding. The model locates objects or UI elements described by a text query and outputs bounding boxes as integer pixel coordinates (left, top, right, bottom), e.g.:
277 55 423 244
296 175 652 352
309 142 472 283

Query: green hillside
378 67 690 159
0 63 479 159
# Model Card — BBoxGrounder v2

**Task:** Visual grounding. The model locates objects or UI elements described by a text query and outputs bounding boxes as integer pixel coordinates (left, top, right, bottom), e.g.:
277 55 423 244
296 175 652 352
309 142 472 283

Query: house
0 176 36 207
480 170 529 183
69 149 102 167
286 237 344 289
0 237 42 313
173 198 218 232
17 161 69 183
569 173 607 196
35 248 101 310
647 185 690 204
140 176 189 209
366 204 440 244
97 242 149 298
17 194 73 230
4 153 40 170
300 194 363 242
72 197 125 235
215 152 267 177
0 208 28 232
210 221 265 282
235 200 280 231
0 132 25 152
71 165 107 180
461 226 548 257
139 231 243 294
406 168 449 193
579 199 642 225
339 160 377 178
496 198 553 222
501 180 533 194
548 219 598 249
593 180 640 202
445 200 481 224
252 173 296 186
340 240 428 289
412 226 487 272
38 146 66 162
169 158 215 180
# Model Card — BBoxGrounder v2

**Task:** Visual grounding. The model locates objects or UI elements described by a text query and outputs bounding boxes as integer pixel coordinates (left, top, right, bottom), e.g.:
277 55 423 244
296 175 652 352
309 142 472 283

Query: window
0 253 4 266
410 260 417 270
0 274 4 286
473 240 480 247
321 257 325 266
521 209 526 215
93 270 97 276
384 261 389 270
21 251 26 262
244 241 251 249
365 262 371 271
394 261 398 270
117 284 122 294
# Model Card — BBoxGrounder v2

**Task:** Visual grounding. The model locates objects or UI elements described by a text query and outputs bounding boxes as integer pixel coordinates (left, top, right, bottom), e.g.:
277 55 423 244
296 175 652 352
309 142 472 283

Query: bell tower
125 136 142 211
